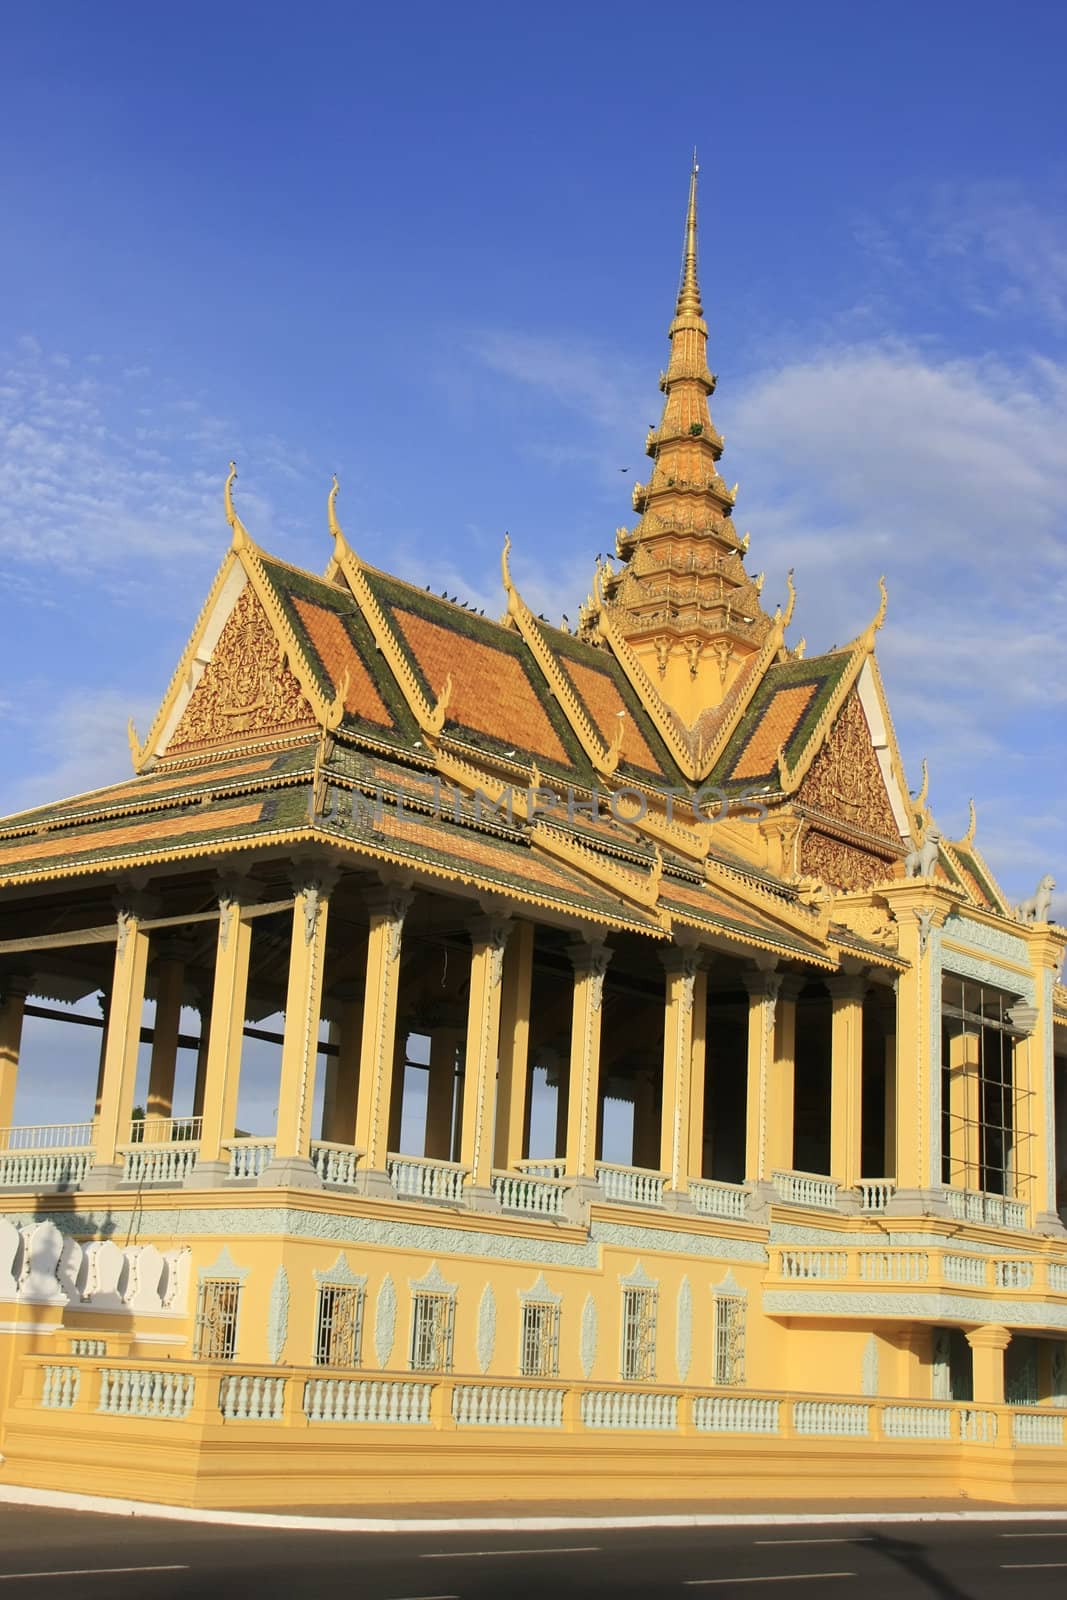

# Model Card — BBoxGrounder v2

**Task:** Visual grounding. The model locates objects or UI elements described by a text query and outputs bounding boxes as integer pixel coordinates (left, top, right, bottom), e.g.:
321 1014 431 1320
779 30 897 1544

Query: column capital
289 860 342 898
742 968 781 1003
659 945 703 980
966 1324 1012 1353
827 972 869 1003
468 913 513 950
568 939 612 978
215 871 262 908
364 884 414 924
777 973 807 1003
0 975 32 1005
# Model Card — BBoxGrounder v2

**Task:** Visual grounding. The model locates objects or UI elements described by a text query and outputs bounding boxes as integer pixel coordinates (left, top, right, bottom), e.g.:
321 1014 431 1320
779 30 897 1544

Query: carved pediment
798 690 900 841
166 584 316 757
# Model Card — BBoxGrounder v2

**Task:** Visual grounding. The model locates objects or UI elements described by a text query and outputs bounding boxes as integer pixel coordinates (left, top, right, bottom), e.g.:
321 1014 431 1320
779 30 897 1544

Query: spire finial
224 460 250 549
676 152 702 319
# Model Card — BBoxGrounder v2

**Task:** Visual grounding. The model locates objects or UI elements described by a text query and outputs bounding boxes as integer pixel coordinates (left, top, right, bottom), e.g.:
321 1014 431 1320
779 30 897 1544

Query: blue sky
0 0 1064 920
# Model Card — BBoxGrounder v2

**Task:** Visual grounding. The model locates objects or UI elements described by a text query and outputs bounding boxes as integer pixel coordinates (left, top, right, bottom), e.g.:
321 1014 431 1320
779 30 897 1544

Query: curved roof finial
962 797 977 847
914 758 929 812
328 474 344 543
783 568 797 627
675 153 703 320
859 574 888 652
224 461 251 549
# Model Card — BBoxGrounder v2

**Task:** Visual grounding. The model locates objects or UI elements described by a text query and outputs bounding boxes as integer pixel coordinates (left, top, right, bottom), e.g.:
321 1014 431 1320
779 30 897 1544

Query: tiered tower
597 158 773 723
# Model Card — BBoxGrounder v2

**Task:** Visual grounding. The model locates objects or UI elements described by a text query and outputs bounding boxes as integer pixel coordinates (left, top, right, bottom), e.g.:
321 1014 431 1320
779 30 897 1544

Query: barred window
713 1293 746 1385
410 1290 454 1373
195 1279 241 1361
621 1286 657 1381
315 1283 364 1368
520 1301 560 1378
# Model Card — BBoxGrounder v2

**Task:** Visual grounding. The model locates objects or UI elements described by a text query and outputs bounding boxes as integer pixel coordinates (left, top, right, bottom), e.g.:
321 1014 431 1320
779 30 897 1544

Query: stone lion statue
903 826 940 879
1016 875 1055 923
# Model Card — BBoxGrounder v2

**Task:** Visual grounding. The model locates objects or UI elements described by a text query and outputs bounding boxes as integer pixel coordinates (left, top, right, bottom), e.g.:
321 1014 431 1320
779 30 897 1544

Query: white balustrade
958 1407 998 1444
1049 1263 1067 1293
0 1122 94 1151
594 1163 665 1207
689 1179 748 1220
69 1339 106 1357
1013 1412 1065 1446
453 1384 565 1428
40 1365 80 1409
945 1188 1027 1230
97 1367 195 1419
581 1390 679 1431
776 1249 848 1281
857 1180 895 1212
793 1400 870 1436
995 1259 1034 1290
387 1154 469 1203
311 1143 361 1187
858 1250 929 1283
121 1145 198 1185
772 1170 839 1210
0 1151 93 1188
518 1158 567 1179
692 1395 780 1434
128 1116 202 1145
882 1405 952 1440
225 1141 275 1180
303 1378 433 1424
491 1172 566 1217
943 1254 988 1288
218 1374 286 1421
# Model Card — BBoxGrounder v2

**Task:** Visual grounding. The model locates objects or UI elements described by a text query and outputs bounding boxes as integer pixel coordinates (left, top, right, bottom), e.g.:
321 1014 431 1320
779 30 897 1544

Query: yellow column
494 919 534 1170
660 948 701 1202
86 908 152 1182
146 952 184 1122
353 885 413 1195
564 940 611 1197
320 991 362 1144
884 1027 897 1179
425 1026 461 1160
264 875 334 1185
191 990 211 1119
767 975 802 1174
0 979 30 1134
967 1324 1011 1405
829 972 867 1190
743 967 780 1185
187 893 253 1184
948 1025 982 1190
1020 931 1065 1232
879 887 950 1205
687 962 708 1181
460 916 512 1205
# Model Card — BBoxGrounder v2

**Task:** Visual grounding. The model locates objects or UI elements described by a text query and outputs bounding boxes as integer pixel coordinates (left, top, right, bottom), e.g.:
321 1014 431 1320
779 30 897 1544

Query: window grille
195 1279 241 1360
940 974 1034 1198
315 1283 364 1368
520 1301 560 1378
713 1293 746 1385
410 1291 455 1373
620 1286 657 1381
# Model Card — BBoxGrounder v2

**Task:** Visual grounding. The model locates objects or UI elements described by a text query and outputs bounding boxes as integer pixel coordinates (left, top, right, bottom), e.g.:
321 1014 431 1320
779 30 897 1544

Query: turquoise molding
374 1273 397 1368
477 1283 496 1374
267 1266 289 1363
763 1287 1067 1329
943 912 1029 967
675 1277 692 1383
580 1293 597 1379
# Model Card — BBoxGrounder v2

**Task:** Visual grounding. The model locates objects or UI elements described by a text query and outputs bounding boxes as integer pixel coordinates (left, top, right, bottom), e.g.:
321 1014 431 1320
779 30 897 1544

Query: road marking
686 1577 855 1588
0 1567 189 1582
386 1594 460 1599
422 1545 600 1558
1002 1562 1067 1570
755 1539 873 1547
1002 1532 1067 1539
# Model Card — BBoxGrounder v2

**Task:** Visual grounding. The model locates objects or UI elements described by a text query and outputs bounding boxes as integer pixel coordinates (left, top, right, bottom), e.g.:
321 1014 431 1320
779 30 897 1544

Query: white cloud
0 686 157 817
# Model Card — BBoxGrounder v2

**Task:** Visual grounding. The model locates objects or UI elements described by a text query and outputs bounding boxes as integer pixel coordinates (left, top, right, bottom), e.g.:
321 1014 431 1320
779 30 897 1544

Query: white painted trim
855 660 910 843
0 1321 57 1334
156 562 248 756
0 1485 1066 1533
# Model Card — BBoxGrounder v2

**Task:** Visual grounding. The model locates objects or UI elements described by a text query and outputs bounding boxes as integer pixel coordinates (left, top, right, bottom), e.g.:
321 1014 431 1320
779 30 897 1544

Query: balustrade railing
225 1140 275 1180
857 1180 895 1212
945 1188 1027 1230
594 1163 665 1207
1049 1263 1067 1293
858 1250 929 1283
128 1116 202 1145
517 1158 567 1179
218 1374 286 1421
387 1154 469 1203
943 1253 989 1287
120 1144 198 1185
303 1378 433 1424
311 1142 361 1187
772 1170 839 1210
491 1171 566 1217
689 1178 748 1220
453 1384 565 1428
776 1249 848 1281
995 1259 1034 1290
23 1356 1067 1456
0 1150 93 1188
0 1121 94 1151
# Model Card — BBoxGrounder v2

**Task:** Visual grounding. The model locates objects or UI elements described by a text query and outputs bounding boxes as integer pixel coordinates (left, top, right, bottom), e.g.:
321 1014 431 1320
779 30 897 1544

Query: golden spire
675 151 703 321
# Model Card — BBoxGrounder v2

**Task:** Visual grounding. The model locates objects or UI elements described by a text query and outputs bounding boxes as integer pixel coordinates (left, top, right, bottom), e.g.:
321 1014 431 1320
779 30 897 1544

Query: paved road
1 1507 1067 1597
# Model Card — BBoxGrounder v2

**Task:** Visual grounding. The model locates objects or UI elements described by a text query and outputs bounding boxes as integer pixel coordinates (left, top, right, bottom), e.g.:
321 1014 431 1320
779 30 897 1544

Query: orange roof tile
727 684 819 781
290 596 395 727
0 801 266 871
391 607 571 764
560 656 663 774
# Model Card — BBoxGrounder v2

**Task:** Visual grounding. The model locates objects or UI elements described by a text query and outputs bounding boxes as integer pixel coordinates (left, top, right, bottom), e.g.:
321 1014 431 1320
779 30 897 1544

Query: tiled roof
706 651 854 793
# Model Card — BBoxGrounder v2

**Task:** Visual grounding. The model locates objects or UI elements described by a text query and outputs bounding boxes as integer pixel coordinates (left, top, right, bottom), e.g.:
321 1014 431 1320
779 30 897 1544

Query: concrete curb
2 1484 1067 1533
